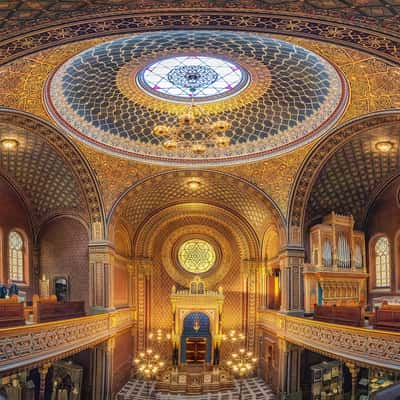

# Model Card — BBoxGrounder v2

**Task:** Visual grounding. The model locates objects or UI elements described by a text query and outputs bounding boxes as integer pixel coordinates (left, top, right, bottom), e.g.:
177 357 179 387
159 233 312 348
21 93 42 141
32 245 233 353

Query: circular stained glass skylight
137 56 249 103
178 239 216 274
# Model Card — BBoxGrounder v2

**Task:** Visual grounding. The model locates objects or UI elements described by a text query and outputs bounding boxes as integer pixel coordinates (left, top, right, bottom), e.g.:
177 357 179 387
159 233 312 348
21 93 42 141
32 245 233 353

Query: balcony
257 309 400 371
0 308 135 373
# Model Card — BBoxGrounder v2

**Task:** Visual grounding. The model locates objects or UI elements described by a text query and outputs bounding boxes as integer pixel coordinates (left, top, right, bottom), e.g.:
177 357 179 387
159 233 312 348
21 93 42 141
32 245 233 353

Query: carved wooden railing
0 308 136 373
257 310 400 371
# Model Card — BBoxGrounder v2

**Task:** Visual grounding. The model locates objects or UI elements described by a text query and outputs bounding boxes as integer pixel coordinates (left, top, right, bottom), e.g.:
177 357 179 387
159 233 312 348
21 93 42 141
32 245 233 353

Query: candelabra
153 100 231 154
226 348 257 400
222 330 245 344
134 349 165 399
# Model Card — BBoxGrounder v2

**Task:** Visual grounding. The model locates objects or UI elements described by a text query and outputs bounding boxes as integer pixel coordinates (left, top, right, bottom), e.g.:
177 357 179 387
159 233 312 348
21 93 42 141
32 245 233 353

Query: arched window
9 231 24 282
375 236 390 288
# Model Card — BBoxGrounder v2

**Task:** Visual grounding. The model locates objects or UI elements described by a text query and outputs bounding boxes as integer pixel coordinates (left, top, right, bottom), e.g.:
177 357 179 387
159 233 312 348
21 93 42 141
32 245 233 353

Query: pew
0 295 25 327
374 302 400 331
314 304 364 327
32 295 85 323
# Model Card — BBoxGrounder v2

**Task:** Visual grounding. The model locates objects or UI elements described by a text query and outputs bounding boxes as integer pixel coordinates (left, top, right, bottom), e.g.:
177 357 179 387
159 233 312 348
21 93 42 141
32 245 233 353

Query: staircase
116 377 276 399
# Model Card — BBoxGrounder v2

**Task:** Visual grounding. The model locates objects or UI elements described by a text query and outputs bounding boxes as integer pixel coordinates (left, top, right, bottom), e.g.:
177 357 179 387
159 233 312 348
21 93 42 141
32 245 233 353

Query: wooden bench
374 303 400 331
314 304 364 327
0 295 25 327
32 295 85 323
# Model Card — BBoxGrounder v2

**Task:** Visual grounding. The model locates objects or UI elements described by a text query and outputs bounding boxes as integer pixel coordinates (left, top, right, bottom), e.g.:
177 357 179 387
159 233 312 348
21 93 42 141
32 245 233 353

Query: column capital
279 247 305 261
241 259 259 275
133 257 153 276
345 362 360 376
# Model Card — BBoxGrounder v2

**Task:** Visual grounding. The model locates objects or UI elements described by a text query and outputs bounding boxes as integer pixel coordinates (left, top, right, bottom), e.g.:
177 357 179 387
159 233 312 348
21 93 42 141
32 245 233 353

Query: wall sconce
1 138 19 151
375 141 393 153
187 179 201 191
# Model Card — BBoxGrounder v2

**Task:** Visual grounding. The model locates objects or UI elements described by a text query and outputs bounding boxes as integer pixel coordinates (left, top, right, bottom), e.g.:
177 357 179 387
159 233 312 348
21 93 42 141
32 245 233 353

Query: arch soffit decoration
36 214 90 244
287 111 400 246
107 170 286 244
261 224 282 262
0 109 105 240
133 203 258 261
1 8 400 67
132 204 259 288
0 173 36 239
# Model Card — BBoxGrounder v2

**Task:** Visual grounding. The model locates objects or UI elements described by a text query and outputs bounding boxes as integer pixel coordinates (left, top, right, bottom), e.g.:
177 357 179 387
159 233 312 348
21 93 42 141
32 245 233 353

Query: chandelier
152 100 232 154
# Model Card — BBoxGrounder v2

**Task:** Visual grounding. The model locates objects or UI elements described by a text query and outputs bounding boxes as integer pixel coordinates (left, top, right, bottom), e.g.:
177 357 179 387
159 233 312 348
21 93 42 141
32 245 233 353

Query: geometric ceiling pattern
112 170 283 239
0 123 87 225
2 1 400 35
305 123 400 230
45 30 347 166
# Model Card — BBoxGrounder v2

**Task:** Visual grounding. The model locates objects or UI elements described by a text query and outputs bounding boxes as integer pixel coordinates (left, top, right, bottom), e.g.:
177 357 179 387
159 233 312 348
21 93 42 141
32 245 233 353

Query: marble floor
116 377 276 399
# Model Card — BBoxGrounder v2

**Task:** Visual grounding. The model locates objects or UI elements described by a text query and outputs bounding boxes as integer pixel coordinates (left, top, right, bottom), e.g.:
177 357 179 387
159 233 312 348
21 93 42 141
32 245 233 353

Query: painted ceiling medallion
44 30 348 166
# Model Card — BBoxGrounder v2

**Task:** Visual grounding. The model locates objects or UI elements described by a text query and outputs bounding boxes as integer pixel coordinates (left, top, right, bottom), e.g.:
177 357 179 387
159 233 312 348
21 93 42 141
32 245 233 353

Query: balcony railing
0 308 136 373
257 310 400 371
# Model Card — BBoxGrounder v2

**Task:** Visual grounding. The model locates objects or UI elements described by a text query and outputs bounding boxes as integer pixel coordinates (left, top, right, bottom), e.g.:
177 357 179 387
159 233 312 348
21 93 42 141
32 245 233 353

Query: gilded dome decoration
45 30 348 166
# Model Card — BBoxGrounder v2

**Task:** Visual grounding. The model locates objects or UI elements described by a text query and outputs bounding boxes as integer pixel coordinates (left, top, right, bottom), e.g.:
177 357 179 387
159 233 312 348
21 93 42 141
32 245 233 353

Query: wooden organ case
304 212 368 314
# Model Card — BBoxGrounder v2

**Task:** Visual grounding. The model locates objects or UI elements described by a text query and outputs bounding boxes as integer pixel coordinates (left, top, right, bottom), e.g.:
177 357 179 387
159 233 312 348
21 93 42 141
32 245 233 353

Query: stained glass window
138 56 248 102
9 231 24 282
375 236 390 288
178 239 216 274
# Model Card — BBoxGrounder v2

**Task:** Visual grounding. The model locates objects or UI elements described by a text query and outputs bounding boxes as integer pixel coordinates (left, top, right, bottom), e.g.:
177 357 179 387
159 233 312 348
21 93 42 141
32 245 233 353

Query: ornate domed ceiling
44 30 348 166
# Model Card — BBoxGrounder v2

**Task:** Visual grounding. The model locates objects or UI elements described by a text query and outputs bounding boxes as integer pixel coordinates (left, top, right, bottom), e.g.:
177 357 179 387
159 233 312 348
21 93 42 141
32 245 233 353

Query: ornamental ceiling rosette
44 30 348 166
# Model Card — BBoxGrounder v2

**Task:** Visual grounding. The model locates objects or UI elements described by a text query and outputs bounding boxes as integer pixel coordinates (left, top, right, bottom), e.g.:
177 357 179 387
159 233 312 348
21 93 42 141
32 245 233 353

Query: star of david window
137 55 249 103
178 239 216 274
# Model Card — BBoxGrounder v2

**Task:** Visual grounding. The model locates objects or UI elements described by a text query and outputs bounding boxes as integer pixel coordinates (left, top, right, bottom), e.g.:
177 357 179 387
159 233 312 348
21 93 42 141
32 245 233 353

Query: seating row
0 295 85 327
374 302 400 331
313 304 364 327
314 302 400 331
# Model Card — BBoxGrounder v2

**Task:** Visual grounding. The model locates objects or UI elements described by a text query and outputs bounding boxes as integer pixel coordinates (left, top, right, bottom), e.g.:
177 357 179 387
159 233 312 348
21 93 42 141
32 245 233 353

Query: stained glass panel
9 231 24 282
178 239 216 274
375 236 390 288
139 56 248 101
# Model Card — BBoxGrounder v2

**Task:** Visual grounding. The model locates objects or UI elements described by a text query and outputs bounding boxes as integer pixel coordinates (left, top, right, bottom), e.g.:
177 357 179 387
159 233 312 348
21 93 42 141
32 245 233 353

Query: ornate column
135 257 152 352
39 362 51 400
241 259 258 350
279 247 304 313
278 339 303 398
91 338 115 400
89 241 115 311
346 362 360 400
32 244 41 294
127 263 135 307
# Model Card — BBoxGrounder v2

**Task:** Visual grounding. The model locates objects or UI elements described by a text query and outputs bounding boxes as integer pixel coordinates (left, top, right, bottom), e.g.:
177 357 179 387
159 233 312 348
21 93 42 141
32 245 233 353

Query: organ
304 212 368 314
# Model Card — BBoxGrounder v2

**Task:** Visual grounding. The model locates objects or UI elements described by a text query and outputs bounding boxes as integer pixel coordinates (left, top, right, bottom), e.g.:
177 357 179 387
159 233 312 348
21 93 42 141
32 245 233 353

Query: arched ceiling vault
288 111 400 245
0 109 105 238
1 5 400 67
2 1 400 37
109 170 286 243
134 204 258 261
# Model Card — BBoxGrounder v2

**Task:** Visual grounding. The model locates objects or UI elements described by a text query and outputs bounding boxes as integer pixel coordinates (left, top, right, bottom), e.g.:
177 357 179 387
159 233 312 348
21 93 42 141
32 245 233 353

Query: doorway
185 338 207 364
180 312 211 364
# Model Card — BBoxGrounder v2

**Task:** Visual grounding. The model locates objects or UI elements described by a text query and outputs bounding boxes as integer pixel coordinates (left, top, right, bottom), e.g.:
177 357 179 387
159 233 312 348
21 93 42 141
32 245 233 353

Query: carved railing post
89 242 115 311
279 248 304 313
346 362 359 400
